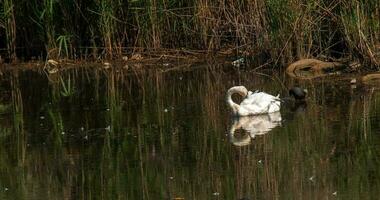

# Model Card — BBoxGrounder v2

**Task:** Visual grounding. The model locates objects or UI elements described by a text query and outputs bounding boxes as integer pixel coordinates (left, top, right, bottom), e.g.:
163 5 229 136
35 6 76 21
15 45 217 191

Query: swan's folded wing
240 92 281 114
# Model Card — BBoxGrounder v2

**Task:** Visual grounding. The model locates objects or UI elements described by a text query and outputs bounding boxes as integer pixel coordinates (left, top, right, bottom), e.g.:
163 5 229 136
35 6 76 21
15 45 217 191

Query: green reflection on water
0 65 379 199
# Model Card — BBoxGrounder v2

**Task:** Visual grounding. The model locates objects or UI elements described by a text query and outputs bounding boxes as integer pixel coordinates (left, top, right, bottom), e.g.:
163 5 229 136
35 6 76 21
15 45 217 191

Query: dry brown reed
0 0 379 68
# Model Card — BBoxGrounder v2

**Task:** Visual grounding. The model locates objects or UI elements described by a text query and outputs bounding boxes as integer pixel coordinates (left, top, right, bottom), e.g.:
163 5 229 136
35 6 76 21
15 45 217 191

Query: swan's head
226 86 248 115
227 86 248 97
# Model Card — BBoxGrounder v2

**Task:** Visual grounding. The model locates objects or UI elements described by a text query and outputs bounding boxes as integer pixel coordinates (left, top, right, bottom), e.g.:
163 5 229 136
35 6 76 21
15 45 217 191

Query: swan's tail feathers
274 94 281 101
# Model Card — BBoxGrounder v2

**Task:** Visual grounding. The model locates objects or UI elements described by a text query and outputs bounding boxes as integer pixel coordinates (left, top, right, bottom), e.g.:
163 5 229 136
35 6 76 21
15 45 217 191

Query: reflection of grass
48 108 63 147
0 126 11 138
2 68 380 199
60 75 75 97
0 104 11 114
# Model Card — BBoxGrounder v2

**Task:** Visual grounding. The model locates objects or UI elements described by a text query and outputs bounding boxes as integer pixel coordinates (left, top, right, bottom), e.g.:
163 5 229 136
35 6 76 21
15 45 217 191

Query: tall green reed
1 0 380 68
340 0 380 67
31 0 57 58
0 0 17 61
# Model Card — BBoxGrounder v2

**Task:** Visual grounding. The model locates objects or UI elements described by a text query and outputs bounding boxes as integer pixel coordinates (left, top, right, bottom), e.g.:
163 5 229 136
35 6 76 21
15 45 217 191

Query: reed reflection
228 112 282 146
0 65 380 199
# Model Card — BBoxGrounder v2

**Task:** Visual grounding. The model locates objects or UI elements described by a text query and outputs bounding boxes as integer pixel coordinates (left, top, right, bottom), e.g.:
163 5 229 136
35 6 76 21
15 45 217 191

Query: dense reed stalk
340 0 380 67
0 0 379 67
1 0 17 61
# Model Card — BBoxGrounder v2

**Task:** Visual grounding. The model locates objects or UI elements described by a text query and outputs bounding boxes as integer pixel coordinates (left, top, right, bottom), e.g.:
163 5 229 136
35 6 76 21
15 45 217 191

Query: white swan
229 112 282 146
226 86 281 116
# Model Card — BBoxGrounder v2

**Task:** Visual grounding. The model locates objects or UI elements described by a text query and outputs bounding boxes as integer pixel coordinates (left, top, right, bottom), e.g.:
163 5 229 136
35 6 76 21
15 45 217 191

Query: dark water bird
289 87 308 101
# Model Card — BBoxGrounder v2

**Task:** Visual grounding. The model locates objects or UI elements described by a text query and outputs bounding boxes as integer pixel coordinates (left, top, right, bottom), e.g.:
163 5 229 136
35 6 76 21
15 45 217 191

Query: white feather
227 86 281 116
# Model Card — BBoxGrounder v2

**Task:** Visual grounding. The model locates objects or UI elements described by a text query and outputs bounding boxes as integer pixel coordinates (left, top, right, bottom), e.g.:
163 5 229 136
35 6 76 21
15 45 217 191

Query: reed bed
0 0 379 68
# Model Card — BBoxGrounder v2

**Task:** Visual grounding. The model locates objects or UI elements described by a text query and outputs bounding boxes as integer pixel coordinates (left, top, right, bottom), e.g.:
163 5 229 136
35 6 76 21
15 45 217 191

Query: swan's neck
226 90 240 115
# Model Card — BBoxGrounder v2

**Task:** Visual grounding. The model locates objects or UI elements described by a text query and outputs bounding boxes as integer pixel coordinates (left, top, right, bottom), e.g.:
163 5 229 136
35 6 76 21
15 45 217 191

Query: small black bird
289 87 308 101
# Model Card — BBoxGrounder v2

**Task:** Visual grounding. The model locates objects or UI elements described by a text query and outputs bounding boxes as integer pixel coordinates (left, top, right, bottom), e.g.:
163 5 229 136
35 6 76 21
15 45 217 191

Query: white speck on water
40 123 43 126
61 132 65 135
332 191 337 196
169 177 174 180
106 108 110 111
84 136 88 140
179 77 183 80
163 63 169 66
309 176 315 181
105 126 111 132
40 116 45 119
164 109 168 112
80 127 84 131
4 188 8 191
258 160 262 164
212 192 220 196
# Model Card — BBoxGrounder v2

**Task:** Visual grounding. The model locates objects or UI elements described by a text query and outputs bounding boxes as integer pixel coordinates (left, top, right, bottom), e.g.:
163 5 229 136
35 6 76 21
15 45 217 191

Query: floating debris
105 126 111 132
332 191 337 196
61 132 65 135
286 58 344 79
80 127 85 131
258 160 262 164
164 108 168 112
212 192 220 196
40 116 45 120
350 78 357 84
103 62 111 69
163 63 170 67
84 135 88 140
47 59 59 66
169 176 174 180
46 59 60 74
48 67 59 74
4 187 8 191
308 176 315 182
122 56 129 61
232 58 245 67
130 53 143 60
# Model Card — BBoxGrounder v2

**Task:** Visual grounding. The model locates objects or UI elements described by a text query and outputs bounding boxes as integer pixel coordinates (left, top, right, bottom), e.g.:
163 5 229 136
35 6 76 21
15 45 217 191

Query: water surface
0 64 380 199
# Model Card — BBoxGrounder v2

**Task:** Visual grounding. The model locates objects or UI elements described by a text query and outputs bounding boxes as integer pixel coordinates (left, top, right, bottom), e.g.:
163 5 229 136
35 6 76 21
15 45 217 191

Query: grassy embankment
0 0 379 68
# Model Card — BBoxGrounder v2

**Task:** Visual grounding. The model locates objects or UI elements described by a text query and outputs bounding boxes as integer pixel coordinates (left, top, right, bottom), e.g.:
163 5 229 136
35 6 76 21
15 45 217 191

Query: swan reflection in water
228 112 282 146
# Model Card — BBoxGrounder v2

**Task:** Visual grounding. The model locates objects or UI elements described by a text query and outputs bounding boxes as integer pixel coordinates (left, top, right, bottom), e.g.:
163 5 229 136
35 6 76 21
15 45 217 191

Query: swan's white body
229 112 282 146
226 86 281 116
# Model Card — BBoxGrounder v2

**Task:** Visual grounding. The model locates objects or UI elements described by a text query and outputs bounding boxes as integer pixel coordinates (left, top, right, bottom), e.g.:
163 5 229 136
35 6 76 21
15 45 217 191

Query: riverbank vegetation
0 0 379 68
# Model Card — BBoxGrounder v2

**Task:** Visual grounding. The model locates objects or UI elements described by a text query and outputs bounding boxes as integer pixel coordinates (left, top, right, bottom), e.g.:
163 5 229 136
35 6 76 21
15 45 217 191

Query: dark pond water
0 63 380 199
